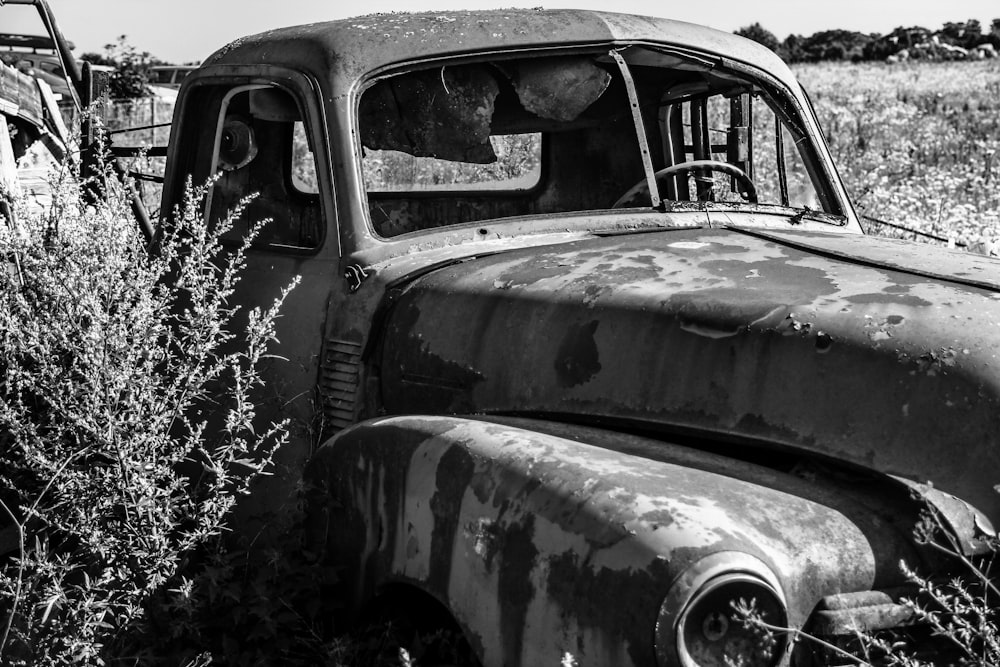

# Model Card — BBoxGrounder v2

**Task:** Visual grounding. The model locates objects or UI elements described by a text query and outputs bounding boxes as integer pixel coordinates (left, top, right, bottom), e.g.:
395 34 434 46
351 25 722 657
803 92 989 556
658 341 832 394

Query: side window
206 85 322 250
751 103 820 209
291 121 319 193
656 90 822 209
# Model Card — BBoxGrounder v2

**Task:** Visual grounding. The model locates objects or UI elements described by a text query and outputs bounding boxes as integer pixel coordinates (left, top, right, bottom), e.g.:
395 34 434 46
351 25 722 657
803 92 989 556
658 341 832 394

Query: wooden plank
0 61 44 128
0 115 18 197
1 113 20 233
1 110 60 216
37 78 69 147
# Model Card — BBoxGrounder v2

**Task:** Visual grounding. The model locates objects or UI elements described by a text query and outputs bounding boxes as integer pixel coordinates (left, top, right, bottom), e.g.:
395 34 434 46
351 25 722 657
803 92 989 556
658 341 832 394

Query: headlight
656 553 788 667
677 572 786 667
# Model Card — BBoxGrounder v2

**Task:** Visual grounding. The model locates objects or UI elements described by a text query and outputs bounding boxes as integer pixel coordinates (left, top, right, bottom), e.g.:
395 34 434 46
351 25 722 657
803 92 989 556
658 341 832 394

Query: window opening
362 133 540 192
359 47 836 238
206 85 322 250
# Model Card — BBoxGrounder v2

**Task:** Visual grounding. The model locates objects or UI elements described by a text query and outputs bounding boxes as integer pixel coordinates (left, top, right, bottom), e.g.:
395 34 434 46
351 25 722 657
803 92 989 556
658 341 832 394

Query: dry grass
795 60 1000 252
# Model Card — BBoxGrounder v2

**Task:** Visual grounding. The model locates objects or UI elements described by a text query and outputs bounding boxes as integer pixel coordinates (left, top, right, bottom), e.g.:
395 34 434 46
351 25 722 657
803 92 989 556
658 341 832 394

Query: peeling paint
380 227 1000 523
546 550 672 665
429 445 476 593
498 515 539 663
306 416 933 666
467 517 500 568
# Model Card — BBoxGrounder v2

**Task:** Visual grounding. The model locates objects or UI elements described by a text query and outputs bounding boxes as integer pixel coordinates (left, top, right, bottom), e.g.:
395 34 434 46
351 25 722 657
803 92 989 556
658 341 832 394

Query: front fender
305 415 920 666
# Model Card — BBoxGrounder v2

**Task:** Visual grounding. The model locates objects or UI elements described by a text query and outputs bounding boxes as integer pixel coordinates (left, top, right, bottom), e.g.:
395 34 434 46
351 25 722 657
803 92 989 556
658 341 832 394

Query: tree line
736 18 1000 62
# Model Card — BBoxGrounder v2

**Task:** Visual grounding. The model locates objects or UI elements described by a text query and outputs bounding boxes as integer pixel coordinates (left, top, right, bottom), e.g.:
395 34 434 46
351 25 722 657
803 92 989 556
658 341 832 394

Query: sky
4 0 998 64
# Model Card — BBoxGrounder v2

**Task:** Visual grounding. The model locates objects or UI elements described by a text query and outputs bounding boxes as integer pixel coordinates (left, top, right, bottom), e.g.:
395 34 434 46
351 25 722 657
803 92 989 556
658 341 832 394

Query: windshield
357 46 841 238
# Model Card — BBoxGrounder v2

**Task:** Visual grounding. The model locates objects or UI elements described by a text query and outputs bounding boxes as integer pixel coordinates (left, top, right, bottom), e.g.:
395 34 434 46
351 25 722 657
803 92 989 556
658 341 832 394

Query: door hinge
344 264 371 292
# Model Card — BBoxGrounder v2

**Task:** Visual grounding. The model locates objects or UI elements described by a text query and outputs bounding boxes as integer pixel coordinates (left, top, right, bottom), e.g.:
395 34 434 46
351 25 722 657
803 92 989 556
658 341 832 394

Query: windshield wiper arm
787 208 847 226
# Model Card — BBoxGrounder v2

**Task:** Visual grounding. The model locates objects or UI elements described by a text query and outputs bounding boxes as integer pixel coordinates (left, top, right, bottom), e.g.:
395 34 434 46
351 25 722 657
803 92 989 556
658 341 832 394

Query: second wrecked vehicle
15 5 1000 666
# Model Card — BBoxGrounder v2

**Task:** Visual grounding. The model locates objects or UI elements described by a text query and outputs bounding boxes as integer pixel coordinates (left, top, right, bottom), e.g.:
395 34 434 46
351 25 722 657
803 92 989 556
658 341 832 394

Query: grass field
795 60 1000 253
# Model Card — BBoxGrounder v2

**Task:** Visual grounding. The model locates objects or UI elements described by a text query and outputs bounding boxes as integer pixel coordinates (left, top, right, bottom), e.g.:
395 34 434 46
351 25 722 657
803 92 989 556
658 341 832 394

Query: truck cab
149 10 1000 667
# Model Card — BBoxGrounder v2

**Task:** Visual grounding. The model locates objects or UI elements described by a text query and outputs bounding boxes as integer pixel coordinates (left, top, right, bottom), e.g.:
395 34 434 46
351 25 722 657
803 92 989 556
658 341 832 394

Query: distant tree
734 23 781 52
827 41 848 61
780 34 806 62
89 35 162 99
79 51 116 68
799 29 873 62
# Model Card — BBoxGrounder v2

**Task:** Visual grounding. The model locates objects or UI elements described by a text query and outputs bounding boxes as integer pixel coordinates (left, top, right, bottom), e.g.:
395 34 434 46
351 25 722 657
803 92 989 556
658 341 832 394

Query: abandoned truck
118 7 1000 667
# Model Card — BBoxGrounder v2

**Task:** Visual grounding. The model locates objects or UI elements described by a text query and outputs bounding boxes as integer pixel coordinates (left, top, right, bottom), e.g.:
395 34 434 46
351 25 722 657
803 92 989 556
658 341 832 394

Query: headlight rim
655 551 788 667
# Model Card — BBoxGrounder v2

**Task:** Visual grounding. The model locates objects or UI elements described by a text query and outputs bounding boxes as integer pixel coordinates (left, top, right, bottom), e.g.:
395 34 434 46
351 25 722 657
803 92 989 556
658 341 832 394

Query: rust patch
390 302 484 410
467 517 502 570
700 259 838 301
913 347 960 376
494 254 575 285
847 292 933 308
581 283 608 307
428 444 476 594
587 263 663 284
683 242 749 255
546 551 672 666
469 468 497 504
498 514 539 664
554 320 602 387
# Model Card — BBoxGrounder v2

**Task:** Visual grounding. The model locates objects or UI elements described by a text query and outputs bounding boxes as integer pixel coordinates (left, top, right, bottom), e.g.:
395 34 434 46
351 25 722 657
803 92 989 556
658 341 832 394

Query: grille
796 586 969 666
797 626 963 666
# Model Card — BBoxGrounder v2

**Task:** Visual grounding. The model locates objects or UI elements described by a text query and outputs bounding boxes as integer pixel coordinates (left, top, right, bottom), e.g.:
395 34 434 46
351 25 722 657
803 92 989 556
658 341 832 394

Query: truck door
161 72 339 526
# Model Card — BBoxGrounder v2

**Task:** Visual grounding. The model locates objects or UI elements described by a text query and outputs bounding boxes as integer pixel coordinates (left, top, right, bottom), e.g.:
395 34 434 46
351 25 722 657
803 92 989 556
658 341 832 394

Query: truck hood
379 226 1000 521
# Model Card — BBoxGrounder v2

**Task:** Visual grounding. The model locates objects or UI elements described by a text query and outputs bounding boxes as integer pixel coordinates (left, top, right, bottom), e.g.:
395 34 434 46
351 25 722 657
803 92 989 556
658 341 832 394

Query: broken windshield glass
358 46 839 238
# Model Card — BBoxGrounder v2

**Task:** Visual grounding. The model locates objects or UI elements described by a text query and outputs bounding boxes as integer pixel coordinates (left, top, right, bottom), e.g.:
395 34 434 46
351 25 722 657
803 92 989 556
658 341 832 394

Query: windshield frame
349 41 861 248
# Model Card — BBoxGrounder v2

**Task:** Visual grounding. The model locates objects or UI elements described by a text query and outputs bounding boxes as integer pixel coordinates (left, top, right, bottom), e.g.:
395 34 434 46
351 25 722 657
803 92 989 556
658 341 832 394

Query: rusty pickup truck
93 7 1000 667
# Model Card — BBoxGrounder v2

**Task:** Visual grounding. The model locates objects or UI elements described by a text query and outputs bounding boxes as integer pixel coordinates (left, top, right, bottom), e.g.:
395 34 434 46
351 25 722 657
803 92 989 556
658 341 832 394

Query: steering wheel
613 159 758 208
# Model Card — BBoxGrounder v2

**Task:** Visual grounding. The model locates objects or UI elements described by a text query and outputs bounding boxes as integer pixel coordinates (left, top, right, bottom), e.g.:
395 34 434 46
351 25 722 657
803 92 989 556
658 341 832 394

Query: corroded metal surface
159 7 1000 664
187 7 858 262
378 226 1000 522
203 9 795 90
307 415 932 667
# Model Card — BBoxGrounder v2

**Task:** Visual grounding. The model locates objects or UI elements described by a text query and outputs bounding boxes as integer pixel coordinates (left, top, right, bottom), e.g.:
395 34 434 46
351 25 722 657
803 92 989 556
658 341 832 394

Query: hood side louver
320 339 362 431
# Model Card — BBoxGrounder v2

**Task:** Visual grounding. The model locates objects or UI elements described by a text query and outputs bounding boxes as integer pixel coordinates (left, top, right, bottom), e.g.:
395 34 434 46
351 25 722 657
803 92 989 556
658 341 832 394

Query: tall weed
0 157 295 663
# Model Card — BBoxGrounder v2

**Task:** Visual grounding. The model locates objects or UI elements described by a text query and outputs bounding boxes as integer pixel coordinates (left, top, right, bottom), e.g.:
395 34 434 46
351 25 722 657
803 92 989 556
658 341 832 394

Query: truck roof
203 9 796 87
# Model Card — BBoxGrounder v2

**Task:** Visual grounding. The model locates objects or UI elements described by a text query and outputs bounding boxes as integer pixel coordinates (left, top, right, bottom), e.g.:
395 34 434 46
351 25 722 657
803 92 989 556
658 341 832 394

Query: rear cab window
205 85 323 250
